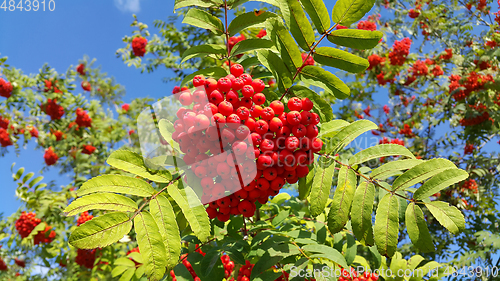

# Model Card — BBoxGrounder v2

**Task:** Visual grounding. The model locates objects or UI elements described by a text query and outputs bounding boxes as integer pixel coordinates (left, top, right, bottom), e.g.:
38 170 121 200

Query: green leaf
14 167 24 181
374 193 399 257
107 150 172 183
299 65 350 99
200 247 222 277
413 169 469 200
272 210 291 226
327 165 357 233
325 120 377 155
313 47 369 73
370 159 424 180
327 29 383 50
229 0 280 9
300 0 331 34
406 203 434 253
256 49 293 92
149 194 182 270
119 268 135 281
392 159 458 191
181 44 226 63
349 144 415 166
228 11 277 36
351 180 375 245
78 175 156 197
345 234 357 265
309 156 336 217
134 211 168 281
267 18 303 73
298 165 314 199
69 212 132 249
174 0 219 9
331 0 376 26
182 8 224 35
168 182 211 242
425 201 465 235
230 39 274 57
64 193 138 216
318 119 350 138
302 244 348 268
281 0 316 51
181 67 228 87
289 85 333 122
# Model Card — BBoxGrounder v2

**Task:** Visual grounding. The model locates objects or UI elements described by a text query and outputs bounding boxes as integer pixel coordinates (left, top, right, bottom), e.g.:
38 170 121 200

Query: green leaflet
267 18 303 73
413 169 469 200
119 268 135 281
374 193 399 257
327 29 383 50
281 0 316 51
425 201 465 235
406 203 434 253
229 0 280 9
351 180 375 245
181 67 227 87
230 39 274 57
298 164 314 199
149 194 182 270
370 159 424 180
228 11 277 37
69 212 132 249
289 85 334 122
174 0 219 10
168 182 211 242
302 244 348 268
324 119 377 155
256 49 294 92
182 8 224 35
64 193 138 216
78 174 156 197
180 44 226 63
313 47 369 73
392 159 458 191
157 119 181 154
328 165 357 233
318 119 350 138
106 150 172 183
331 0 376 27
345 234 357 265
349 144 416 166
300 0 331 34
299 65 350 99
134 211 168 281
309 156 335 217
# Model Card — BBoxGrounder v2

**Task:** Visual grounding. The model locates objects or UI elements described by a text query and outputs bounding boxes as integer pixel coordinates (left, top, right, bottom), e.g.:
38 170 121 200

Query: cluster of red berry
43 79 62 93
337 268 379 281
256 29 267 38
461 179 478 194
235 260 254 281
41 99 65 120
389 38 412 66
376 71 396 85
170 253 200 281
0 257 7 271
14 258 25 268
379 137 405 146
81 81 92 92
0 78 13 98
15 212 56 245
44 147 59 166
74 108 92 128
0 127 12 147
459 104 492 126
82 145 97 155
398 124 415 138
171 64 323 221
76 64 86 76
228 34 246 53
449 72 493 101
357 20 377 31
132 37 148 57
464 143 475 155
301 53 315 66
76 249 97 269
367 54 385 70
76 211 94 226
410 60 428 76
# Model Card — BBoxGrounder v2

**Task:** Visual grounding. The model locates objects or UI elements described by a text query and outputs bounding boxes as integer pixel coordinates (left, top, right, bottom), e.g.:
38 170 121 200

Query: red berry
253 93 266 105
270 100 284 115
218 77 233 92
251 79 266 93
230 64 245 77
288 97 303 111
242 85 255 98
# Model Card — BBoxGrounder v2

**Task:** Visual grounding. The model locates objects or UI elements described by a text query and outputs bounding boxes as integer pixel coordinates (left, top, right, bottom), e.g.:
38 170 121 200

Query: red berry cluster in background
236 260 254 281
76 64 86 76
357 20 377 31
76 249 97 269
256 29 267 38
449 72 493 101
82 145 96 155
228 34 246 52
43 79 62 93
127 247 141 266
41 99 65 120
44 147 59 166
76 211 93 226
464 143 475 155
379 137 405 146
14 258 26 268
301 53 315 66
15 212 56 245
461 179 478 194
221 254 235 280
337 268 379 281
0 78 13 98
459 104 492 126
389 38 412 66
0 257 7 271
81 81 92 92
367 54 385 70
171 64 323 221
171 254 201 281
122 103 130 112
410 60 428 76
75 108 92 128
398 124 415 138
132 36 148 57
0 127 12 147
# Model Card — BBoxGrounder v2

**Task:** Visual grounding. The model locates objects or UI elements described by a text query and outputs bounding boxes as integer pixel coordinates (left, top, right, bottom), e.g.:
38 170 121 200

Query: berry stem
279 23 339 101
224 0 231 68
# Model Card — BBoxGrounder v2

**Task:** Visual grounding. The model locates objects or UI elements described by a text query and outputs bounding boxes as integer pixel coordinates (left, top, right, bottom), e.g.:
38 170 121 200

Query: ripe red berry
287 111 302 125
251 79 266 93
253 93 266 105
179 92 193 106
193 75 206 87
285 136 300 151
269 117 283 132
239 74 253 85
301 97 314 111
230 64 244 77
270 100 284 115
218 101 234 116
255 120 269 135
260 107 275 121
241 85 255 98
218 77 232 92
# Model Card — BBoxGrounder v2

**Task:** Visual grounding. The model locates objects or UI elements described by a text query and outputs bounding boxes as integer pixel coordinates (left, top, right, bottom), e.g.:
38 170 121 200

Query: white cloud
114 0 141 13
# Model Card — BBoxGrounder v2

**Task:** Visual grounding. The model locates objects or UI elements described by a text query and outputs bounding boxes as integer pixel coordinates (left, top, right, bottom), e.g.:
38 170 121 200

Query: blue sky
0 0 180 216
